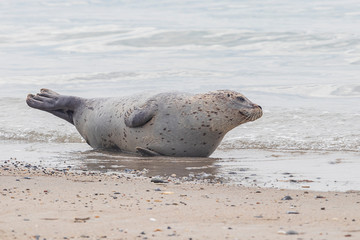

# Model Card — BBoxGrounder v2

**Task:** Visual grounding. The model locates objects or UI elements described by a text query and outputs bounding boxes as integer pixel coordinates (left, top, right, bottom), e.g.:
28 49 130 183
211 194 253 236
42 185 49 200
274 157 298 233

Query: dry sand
0 161 359 240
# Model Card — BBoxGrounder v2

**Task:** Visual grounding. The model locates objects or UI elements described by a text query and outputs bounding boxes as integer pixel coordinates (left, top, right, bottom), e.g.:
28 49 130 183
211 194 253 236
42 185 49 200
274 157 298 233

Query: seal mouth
239 106 263 122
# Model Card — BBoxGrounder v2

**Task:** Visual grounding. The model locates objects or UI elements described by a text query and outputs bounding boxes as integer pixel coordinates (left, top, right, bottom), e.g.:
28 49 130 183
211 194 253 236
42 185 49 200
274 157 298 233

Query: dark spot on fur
88 107 94 110
203 133 207 136
203 142 207 145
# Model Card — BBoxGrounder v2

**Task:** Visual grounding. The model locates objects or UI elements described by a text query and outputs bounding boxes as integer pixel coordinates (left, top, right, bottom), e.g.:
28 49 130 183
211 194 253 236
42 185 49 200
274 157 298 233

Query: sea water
0 0 359 191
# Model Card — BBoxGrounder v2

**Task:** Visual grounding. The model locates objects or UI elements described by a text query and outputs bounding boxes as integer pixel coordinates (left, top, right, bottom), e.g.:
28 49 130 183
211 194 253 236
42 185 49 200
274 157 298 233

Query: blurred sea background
1 0 359 191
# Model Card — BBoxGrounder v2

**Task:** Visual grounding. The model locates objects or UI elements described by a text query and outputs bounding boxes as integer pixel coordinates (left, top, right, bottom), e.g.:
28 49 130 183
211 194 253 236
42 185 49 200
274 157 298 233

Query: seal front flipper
136 147 161 157
124 102 157 128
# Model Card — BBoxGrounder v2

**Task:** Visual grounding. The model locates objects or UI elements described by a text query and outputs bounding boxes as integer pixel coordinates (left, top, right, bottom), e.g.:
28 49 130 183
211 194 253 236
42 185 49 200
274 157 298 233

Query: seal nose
258 105 262 110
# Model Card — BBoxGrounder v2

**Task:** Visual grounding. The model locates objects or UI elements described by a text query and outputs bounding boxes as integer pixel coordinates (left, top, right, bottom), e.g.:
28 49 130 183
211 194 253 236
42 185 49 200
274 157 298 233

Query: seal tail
26 88 82 124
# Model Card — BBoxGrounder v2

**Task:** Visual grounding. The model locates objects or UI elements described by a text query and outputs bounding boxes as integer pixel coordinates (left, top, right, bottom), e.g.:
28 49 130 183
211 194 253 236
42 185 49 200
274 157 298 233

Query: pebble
286 230 299 235
151 178 166 183
282 195 293 200
286 211 299 214
278 230 299 235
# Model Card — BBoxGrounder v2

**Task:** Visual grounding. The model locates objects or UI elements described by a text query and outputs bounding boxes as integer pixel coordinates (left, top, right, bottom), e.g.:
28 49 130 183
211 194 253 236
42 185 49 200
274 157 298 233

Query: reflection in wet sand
76 150 218 178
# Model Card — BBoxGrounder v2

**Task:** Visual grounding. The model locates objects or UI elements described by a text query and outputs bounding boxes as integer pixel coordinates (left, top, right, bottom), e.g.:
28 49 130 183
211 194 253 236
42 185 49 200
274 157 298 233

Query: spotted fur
26 89 262 157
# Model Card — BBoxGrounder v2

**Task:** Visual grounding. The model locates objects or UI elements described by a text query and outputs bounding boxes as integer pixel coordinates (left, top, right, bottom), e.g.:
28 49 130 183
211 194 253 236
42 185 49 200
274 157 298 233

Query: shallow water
1 0 359 191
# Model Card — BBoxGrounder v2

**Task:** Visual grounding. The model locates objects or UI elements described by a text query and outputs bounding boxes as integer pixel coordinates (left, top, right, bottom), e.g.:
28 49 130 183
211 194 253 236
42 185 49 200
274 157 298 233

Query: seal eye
236 96 245 102
227 94 231 97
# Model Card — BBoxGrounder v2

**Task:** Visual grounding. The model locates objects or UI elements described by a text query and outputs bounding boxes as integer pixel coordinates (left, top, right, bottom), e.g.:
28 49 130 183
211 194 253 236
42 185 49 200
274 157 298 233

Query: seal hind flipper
136 147 161 157
26 89 82 125
124 103 157 128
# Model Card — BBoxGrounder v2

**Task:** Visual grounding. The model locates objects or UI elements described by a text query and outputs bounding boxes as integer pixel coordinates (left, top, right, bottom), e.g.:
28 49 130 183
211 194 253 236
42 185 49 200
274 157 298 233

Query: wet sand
1 161 360 240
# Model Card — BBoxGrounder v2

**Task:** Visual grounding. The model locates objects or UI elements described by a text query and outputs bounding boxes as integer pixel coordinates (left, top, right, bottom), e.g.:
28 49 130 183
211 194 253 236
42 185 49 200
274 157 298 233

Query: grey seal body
26 89 262 157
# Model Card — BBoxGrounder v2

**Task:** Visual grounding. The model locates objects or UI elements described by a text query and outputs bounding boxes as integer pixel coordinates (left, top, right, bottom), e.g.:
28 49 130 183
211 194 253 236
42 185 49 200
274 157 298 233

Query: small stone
315 195 325 199
286 211 299 214
278 230 298 235
281 195 293 200
154 188 161 191
286 230 298 235
321 207 325 210
151 178 166 183
161 191 174 195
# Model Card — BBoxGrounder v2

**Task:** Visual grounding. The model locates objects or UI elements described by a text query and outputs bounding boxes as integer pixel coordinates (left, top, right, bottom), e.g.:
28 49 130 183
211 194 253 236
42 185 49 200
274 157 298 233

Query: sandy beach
1 160 359 240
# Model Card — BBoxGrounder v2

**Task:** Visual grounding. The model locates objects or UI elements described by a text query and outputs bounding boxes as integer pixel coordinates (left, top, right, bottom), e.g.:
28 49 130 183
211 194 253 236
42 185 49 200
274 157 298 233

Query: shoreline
1 160 360 239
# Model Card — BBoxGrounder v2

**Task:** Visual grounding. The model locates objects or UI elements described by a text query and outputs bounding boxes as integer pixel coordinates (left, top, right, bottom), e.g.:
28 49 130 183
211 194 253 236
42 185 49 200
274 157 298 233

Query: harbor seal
26 89 262 157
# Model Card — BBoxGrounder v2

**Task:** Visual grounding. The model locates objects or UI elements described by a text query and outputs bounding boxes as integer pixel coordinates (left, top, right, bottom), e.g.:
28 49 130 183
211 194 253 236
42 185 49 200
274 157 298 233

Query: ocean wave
219 137 360 152
0 129 84 143
243 84 360 98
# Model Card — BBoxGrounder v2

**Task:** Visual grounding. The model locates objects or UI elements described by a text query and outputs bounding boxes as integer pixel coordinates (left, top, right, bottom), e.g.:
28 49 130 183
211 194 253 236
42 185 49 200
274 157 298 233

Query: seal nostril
258 105 262 110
